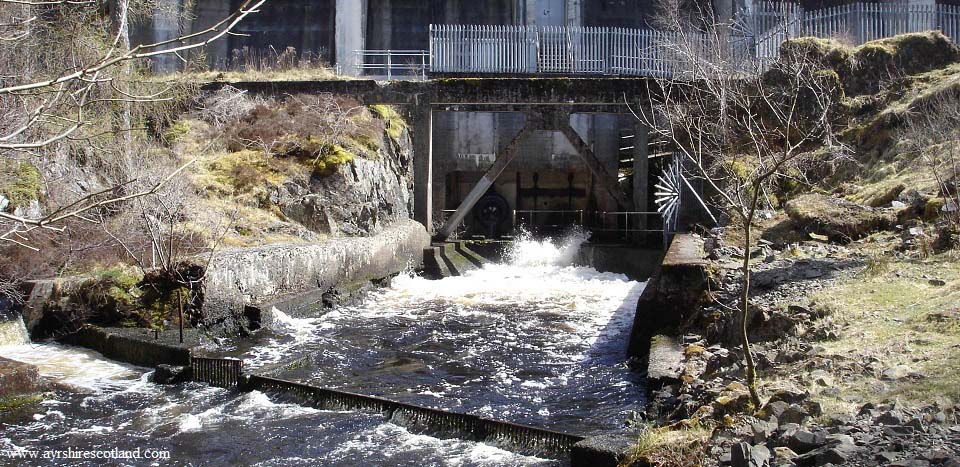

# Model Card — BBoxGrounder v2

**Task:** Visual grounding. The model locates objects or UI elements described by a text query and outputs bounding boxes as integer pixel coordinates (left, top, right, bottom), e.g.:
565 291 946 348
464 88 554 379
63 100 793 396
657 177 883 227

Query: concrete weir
202 220 430 335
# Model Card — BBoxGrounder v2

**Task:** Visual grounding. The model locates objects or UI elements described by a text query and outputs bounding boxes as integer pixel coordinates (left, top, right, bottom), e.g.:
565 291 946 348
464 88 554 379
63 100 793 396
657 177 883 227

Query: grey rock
753 420 778 444
779 404 810 426
809 370 834 387
876 451 900 463
768 389 809 405
0 194 8 211
888 461 930 467
882 425 915 437
905 417 926 432
569 434 637 467
788 429 828 454
732 442 771 467
773 446 799 462
882 365 918 381
151 364 190 384
795 435 859 466
876 409 906 425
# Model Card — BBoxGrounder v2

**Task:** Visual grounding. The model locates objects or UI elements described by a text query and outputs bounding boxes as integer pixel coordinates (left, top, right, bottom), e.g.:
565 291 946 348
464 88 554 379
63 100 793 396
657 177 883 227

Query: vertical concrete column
633 123 650 229
336 0 366 77
524 0 539 25
565 0 582 27
413 104 434 233
190 1 232 68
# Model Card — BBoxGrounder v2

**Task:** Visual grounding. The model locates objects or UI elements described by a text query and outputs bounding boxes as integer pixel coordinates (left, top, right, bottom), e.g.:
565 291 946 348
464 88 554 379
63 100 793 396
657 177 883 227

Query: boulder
794 434 860 466
0 356 40 397
785 193 894 243
151 364 191 385
570 434 638 467
732 442 772 467
787 429 828 454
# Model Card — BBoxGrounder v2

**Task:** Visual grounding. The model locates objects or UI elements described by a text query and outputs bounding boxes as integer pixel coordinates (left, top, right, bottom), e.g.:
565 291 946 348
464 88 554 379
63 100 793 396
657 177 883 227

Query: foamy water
0 342 143 392
242 230 647 434
1 230 646 465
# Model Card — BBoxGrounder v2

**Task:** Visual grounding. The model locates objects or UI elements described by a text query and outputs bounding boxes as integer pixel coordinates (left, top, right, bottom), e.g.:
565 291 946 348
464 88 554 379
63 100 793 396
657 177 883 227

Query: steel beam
435 125 535 241
559 124 634 211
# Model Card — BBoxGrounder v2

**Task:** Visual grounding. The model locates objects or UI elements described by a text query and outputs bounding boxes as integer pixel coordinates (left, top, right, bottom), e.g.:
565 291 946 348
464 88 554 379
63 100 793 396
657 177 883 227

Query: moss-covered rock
781 32 960 97
0 160 41 210
368 104 408 144
784 193 894 242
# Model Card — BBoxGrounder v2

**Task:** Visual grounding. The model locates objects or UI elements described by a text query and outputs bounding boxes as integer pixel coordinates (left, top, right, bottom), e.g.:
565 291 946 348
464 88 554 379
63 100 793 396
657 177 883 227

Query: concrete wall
226 0 337 65
202 219 430 336
581 0 656 28
60 326 192 368
627 234 708 357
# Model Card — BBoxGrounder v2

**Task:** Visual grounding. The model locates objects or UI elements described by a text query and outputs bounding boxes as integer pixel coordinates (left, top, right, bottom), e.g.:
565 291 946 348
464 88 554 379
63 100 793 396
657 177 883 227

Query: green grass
809 252 960 410
625 425 712 467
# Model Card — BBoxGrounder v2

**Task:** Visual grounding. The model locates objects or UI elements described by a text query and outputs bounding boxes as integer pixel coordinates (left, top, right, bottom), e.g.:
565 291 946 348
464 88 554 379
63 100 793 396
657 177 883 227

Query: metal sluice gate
189 356 585 457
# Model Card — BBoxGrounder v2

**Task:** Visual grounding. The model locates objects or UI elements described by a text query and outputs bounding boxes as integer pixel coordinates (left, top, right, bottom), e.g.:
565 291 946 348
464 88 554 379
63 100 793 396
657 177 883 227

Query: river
1 231 646 466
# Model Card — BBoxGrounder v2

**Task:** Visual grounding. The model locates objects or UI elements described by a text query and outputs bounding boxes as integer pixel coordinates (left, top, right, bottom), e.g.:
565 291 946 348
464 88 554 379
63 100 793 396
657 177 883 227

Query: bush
72 265 145 326
222 94 384 173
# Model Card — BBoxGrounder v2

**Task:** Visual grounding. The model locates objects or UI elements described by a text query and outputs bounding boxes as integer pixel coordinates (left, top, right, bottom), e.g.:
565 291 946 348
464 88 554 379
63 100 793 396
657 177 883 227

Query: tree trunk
741 222 761 407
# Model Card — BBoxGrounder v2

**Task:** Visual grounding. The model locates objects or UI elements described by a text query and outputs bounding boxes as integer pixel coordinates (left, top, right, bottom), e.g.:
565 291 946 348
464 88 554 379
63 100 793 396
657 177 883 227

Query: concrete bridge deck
201 77 656 107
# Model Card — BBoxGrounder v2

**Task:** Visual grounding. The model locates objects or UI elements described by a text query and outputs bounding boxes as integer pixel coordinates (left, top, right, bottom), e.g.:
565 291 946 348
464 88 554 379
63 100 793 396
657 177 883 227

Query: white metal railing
355 50 430 80
428 1 960 77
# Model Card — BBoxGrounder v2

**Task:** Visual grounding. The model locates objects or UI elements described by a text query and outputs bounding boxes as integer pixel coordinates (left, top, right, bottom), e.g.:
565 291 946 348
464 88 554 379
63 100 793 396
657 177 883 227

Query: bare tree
0 0 266 252
902 92 960 232
632 5 846 406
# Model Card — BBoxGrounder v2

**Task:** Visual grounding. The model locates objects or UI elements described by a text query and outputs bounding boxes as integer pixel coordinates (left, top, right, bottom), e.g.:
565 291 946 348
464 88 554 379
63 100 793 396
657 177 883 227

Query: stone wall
202 219 430 335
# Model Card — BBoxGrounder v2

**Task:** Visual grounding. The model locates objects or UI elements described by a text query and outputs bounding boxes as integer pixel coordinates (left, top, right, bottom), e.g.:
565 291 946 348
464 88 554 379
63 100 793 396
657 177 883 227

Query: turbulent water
0 231 646 466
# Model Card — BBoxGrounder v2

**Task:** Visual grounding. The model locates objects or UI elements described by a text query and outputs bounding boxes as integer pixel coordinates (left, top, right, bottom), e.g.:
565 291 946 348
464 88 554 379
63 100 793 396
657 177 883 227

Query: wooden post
177 288 184 345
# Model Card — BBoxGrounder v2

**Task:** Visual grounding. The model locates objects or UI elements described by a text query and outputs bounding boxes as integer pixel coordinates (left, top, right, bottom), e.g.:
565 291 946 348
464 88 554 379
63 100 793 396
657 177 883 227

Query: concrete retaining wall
202 219 430 335
627 234 708 357
59 326 192 368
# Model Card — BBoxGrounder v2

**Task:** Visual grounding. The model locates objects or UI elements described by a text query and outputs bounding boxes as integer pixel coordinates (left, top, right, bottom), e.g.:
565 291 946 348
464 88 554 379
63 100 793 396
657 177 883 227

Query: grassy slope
810 246 960 412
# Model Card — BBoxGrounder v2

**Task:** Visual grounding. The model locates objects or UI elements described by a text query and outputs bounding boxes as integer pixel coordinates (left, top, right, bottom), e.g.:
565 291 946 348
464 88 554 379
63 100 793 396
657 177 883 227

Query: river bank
629 227 960 466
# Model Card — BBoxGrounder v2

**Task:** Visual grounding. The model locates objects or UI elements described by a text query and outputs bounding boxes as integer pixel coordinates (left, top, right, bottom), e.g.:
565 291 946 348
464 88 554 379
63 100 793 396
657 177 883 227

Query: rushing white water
0 315 29 346
1 230 646 466
243 229 647 434
0 342 142 392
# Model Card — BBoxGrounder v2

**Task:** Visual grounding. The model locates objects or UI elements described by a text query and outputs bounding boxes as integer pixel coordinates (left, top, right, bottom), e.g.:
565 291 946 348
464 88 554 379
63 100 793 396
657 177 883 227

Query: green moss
0 160 42 209
75 266 145 324
141 285 191 332
0 394 43 413
312 144 355 175
200 150 285 195
368 104 408 143
162 120 192 144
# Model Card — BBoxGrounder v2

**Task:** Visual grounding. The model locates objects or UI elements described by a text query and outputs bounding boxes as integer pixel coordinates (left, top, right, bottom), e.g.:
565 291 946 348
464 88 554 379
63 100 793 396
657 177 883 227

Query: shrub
222 94 383 173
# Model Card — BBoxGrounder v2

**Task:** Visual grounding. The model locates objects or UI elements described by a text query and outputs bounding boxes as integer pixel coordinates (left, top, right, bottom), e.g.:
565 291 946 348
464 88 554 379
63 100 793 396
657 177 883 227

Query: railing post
386 50 392 80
